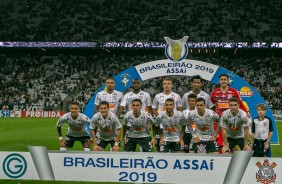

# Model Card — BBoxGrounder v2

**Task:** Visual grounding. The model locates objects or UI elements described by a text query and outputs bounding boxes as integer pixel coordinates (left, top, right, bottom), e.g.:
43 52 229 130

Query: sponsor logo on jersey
217 102 229 109
109 103 116 109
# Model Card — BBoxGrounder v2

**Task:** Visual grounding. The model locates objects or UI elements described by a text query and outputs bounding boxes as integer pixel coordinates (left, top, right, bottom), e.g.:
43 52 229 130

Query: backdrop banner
84 59 278 144
0 147 281 184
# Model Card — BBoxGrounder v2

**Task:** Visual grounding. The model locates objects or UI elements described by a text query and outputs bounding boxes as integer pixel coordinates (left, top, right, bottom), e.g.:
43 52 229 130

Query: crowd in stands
0 50 281 111
0 0 281 110
0 52 97 111
0 0 281 42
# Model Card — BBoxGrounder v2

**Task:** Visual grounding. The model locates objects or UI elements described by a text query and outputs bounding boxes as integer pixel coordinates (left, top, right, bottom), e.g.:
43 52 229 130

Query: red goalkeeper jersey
210 87 248 149
211 87 248 116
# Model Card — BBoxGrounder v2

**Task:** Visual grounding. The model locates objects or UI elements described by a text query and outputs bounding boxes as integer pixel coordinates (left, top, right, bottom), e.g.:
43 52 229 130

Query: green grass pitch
0 117 281 154
0 118 281 184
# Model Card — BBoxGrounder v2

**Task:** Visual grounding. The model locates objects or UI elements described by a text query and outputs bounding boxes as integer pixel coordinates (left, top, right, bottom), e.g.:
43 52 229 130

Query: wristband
59 137 63 140
114 142 119 146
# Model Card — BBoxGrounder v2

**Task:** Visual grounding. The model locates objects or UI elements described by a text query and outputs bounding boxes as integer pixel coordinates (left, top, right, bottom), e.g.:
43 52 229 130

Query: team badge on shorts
164 36 189 61
256 159 276 184
121 73 130 87
197 144 207 154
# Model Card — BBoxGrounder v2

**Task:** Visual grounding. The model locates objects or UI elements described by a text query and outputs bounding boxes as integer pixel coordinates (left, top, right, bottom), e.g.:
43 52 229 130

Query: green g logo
3 153 27 178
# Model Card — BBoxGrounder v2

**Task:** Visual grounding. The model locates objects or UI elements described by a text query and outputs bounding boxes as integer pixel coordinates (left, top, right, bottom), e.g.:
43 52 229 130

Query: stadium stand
0 0 281 110
0 50 281 110
0 0 281 42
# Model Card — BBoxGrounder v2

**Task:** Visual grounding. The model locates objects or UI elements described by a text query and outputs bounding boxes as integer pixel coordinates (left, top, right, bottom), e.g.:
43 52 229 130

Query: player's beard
101 112 108 119
166 109 173 116
231 109 239 116
198 108 205 116
71 113 78 119
133 87 140 93
133 110 140 117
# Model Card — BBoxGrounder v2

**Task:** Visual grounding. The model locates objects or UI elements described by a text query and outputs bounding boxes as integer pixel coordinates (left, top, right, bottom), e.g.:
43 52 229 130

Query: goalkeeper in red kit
211 74 249 153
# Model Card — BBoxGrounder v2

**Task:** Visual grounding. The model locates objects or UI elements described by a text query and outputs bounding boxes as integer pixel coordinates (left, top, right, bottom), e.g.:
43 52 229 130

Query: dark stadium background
1 0 281 112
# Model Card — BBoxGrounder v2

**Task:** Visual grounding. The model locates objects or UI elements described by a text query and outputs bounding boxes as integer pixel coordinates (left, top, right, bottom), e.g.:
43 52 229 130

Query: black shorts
96 139 117 149
163 141 183 152
124 137 152 152
192 141 217 153
64 135 91 148
154 126 162 152
183 133 192 153
252 139 269 157
155 137 161 152
227 137 244 151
